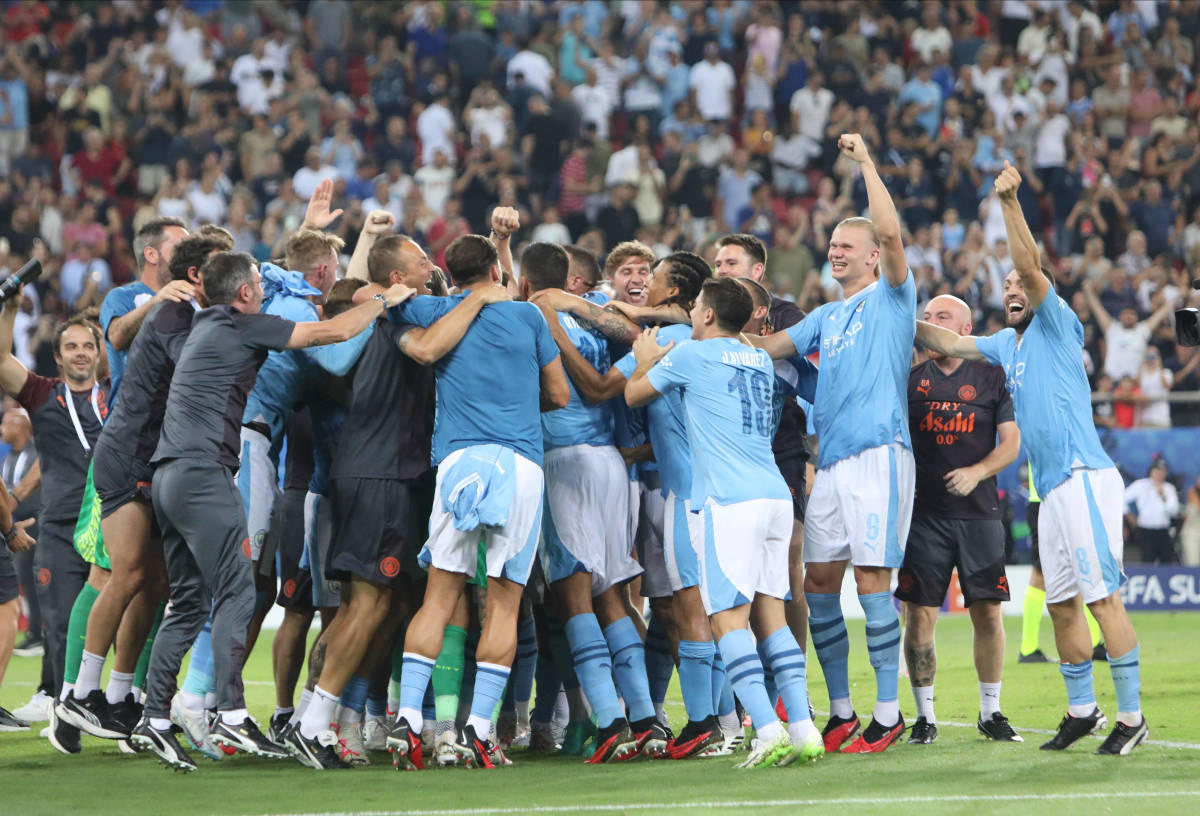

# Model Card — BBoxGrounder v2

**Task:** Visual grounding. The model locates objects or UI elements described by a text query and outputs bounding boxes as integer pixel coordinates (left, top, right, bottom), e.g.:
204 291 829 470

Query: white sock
75 651 106 697
299 686 340 739
829 697 854 720
718 711 741 733
204 691 217 710
653 702 666 723
1117 710 1142 727
289 688 312 727
788 718 820 745
178 690 205 712
388 680 401 714
396 706 423 736
515 699 531 728
150 717 172 731
58 682 75 703
466 713 492 738
341 707 363 725
912 685 935 722
979 682 1001 718
131 687 144 704
274 706 294 719
1068 703 1096 718
873 699 900 728
220 708 248 725
106 670 134 705
756 720 784 743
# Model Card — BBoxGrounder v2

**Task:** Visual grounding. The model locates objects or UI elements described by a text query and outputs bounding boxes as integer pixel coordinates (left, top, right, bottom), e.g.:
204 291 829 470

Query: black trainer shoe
208 716 289 758
0 705 29 731
386 716 424 771
978 711 1023 742
59 689 128 739
284 726 350 769
451 723 498 769
907 716 938 744
13 633 43 657
108 693 142 737
1092 643 1108 662
1040 708 1107 750
1018 649 1051 664
47 701 82 754
631 716 671 758
667 716 723 759
130 718 196 772
269 711 293 745
584 717 638 764
1095 717 1148 755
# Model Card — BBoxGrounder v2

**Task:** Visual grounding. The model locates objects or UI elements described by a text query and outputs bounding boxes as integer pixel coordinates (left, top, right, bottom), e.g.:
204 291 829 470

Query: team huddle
0 134 1147 774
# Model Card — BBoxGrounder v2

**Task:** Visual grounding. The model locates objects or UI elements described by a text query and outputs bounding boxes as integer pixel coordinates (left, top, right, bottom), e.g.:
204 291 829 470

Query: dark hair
133 216 187 270
444 235 498 287
716 233 767 267
168 234 230 282
699 277 753 334
54 315 102 355
563 244 600 287
367 235 409 286
195 223 235 250
326 278 367 317
654 251 711 310
200 251 257 306
520 242 569 291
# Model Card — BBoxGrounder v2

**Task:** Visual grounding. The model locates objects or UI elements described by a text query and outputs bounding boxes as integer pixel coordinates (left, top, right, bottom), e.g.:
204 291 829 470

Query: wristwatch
372 293 388 307
3 526 17 545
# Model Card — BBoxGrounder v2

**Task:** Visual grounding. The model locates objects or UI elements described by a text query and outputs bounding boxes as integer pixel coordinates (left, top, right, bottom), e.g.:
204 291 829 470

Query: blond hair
285 229 346 274
833 216 881 277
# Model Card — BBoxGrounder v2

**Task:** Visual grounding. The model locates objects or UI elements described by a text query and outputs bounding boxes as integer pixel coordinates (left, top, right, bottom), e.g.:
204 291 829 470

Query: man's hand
994 161 1022 201
151 279 194 304
382 283 416 307
362 209 396 238
837 133 871 164
490 206 520 239
633 327 672 367
468 283 512 305
302 178 344 230
528 288 573 312
7 518 34 552
944 465 983 497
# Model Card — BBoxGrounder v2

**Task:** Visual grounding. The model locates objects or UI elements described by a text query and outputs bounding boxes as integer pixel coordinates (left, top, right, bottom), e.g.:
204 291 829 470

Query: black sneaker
284 726 349 769
978 711 1023 742
60 689 128 739
13 633 43 657
269 711 293 745
208 716 289 758
584 717 638 763
46 701 81 754
0 705 29 732
1095 717 1148 756
666 716 723 759
130 717 197 772
451 723 498 769
108 693 142 737
1040 708 1107 750
631 716 671 758
1092 643 1108 662
1018 649 1051 664
907 716 938 744
386 716 425 771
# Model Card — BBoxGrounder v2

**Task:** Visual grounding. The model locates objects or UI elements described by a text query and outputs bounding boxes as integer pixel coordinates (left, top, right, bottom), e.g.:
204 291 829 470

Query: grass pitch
1 612 1198 816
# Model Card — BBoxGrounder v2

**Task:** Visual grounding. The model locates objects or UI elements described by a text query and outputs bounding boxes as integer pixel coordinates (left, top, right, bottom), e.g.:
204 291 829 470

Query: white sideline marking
934 716 1200 751
263 790 1200 816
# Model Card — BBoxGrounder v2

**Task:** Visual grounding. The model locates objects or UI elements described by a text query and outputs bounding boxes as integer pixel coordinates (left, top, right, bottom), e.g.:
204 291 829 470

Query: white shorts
422 448 544 585
303 491 340 609
541 444 641 595
700 498 792 615
1039 467 1125 605
805 443 915 568
237 426 279 562
635 477 671 599
663 491 704 592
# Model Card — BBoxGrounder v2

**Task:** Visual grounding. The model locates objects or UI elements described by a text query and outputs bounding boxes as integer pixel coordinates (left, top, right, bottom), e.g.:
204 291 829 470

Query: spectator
1131 180 1178 258
1083 277 1178 381
1182 474 1200 566
530 205 571 245
1138 346 1174 428
1125 461 1180 563
292 146 339 201
416 92 457 166
1112 375 1141 429
689 42 736 124
414 148 456 218
790 70 834 144
912 5 952 65
595 182 640 251
717 148 761 232
59 241 111 309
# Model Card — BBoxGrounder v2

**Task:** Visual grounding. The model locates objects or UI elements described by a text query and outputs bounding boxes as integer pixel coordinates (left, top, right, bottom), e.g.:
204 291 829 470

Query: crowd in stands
0 0 1199 430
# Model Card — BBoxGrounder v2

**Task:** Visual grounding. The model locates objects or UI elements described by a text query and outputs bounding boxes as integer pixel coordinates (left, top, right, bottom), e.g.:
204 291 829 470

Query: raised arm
914 320 985 361
345 210 395 282
995 161 1049 309
1143 291 1180 333
287 284 413 349
1080 278 1113 333
536 302 627 403
489 206 519 287
0 295 31 397
529 288 641 346
837 133 908 287
743 330 801 360
944 420 1020 497
396 285 510 365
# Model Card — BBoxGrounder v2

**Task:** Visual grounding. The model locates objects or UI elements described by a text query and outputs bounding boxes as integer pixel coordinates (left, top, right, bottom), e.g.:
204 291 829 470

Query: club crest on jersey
958 384 977 402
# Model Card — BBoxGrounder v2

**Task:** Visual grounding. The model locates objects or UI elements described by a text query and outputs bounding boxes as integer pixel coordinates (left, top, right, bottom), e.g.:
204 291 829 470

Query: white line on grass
933 717 1200 751
262 790 1200 816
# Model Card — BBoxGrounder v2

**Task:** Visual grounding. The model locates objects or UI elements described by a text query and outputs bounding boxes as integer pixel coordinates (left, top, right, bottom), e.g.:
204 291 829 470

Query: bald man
898 295 1022 745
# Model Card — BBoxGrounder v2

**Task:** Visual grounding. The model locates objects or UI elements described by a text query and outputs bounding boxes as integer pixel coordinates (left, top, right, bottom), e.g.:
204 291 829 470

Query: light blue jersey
647 336 790 507
242 266 373 445
542 312 614 450
975 293 1113 497
615 324 693 498
389 292 559 467
99 281 154 407
771 355 818 436
785 274 916 469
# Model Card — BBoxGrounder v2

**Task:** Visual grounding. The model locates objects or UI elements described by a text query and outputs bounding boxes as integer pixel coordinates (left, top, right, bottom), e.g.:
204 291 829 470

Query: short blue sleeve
99 285 144 339
388 295 451 329
879 267 917 315
784 306 824 356
1032 293 1084 344
614 350 636 379
646 342 697 395
974 328 1015 368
